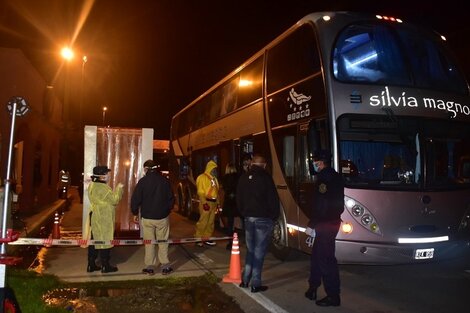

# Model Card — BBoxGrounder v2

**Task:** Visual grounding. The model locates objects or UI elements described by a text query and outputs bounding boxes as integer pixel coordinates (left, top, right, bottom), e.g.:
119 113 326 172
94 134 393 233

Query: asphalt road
176 214 470 313
41 191 470 313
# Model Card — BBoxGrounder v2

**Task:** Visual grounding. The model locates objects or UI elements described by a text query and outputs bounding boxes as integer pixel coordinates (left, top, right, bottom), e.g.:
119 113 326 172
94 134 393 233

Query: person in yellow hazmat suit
195 160 219 246
86 165 124 273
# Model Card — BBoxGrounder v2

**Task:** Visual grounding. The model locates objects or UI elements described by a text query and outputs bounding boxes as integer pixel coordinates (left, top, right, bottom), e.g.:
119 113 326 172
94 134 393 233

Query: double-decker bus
169 12 470 264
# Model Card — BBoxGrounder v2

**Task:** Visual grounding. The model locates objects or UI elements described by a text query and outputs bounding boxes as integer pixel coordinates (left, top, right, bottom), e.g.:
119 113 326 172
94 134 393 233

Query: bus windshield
333 22 468 95
338 115 470 190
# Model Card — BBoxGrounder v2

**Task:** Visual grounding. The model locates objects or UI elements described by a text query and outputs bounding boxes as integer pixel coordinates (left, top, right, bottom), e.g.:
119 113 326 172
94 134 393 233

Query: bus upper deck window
333 22 468 94
333 23 409 85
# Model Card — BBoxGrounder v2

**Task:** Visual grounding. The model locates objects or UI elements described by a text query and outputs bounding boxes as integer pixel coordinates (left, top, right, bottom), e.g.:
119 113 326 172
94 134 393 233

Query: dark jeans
308 220 341 296
242 217 274 287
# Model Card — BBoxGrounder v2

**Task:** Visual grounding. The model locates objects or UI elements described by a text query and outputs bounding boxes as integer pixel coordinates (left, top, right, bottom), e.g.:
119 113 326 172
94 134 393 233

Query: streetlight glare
61 47 74 61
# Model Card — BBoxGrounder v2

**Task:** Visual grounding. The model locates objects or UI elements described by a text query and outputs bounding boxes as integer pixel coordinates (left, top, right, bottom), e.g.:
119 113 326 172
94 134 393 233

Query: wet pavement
24 186 229 282
12 187 271 313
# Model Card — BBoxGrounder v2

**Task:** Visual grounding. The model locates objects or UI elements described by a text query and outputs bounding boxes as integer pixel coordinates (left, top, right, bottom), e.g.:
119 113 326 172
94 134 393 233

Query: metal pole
1 101 17 255
80 56 87 126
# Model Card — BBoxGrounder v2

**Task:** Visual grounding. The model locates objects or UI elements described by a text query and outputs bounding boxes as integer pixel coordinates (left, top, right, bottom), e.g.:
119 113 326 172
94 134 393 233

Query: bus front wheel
271 211 291 261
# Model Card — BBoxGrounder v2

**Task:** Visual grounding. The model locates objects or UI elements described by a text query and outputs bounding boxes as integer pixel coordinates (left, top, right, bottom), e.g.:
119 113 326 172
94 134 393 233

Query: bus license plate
414 248 434 259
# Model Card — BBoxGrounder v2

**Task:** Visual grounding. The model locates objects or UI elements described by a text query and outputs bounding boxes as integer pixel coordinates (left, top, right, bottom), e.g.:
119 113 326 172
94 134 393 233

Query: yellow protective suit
88 181 124 249
195 160 219 238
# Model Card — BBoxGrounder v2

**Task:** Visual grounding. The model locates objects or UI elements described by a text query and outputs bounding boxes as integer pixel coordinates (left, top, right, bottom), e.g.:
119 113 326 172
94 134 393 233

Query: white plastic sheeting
83 126 153 237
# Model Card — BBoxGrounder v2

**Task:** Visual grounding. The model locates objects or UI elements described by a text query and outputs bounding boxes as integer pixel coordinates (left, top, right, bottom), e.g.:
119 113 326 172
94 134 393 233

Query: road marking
193 253 214 264
236 284 289 313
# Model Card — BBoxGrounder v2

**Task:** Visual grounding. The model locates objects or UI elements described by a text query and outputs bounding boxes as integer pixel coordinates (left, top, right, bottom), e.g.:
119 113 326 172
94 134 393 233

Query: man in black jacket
305 150 344 307
237 154 279 293
131 160 175 275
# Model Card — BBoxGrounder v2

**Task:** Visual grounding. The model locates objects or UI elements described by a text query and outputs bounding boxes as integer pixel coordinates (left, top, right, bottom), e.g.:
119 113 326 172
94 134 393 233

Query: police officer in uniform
305 150 344 307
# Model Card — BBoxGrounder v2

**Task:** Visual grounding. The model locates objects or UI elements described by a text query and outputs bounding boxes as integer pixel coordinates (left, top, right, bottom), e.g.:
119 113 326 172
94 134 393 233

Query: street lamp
102 106 108 126
60 46 74 169
60 46 74 122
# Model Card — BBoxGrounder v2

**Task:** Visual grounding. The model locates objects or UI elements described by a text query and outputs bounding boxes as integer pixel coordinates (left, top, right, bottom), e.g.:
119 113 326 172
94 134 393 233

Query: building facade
0 48 63 214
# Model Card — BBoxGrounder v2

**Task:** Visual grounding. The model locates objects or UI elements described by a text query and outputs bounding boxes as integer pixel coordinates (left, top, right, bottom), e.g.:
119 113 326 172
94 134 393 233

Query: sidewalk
18 187 272 313
40 186 222 283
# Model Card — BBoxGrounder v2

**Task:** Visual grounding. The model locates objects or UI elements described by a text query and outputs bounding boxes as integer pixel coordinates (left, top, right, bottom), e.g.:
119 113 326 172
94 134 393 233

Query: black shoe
142 268 155 275
251 286 268 293
86 264 100 273
101 264 118 273
161 267 174 275
239 282 249 288
226 243 232 250
315 295 340 307
304 287 317 300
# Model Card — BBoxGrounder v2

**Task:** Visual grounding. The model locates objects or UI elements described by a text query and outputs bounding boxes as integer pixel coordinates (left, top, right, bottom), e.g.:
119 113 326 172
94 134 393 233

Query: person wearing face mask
86 165 124 273
237 154 279 293
194 160 220 246
305 150 344 307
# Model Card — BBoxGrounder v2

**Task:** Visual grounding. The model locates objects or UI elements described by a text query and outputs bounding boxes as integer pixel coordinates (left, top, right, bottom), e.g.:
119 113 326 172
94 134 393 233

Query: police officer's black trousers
308 221 341 296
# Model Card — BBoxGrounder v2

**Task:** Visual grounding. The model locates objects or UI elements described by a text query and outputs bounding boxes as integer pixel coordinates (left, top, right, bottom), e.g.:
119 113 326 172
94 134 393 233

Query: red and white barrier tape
8 236 233 246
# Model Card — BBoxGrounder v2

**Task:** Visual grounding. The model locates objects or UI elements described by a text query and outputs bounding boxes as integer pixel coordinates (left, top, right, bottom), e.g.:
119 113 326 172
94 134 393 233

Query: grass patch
6 269 242 313
6 268 68 313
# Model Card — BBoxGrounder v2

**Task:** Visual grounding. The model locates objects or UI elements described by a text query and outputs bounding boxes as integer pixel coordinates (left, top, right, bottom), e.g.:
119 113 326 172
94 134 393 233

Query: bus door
272 123 314 248
218 139 235 176
297 123 316 221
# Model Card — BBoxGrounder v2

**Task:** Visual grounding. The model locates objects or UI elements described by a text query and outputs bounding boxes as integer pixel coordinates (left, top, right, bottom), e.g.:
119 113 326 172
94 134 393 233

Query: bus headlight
344 196 382 236
361 214 373 225
352 205 364 217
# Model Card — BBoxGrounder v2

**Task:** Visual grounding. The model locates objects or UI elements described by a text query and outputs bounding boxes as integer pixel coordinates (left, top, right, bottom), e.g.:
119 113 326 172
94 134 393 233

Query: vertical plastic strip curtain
96 127 144 236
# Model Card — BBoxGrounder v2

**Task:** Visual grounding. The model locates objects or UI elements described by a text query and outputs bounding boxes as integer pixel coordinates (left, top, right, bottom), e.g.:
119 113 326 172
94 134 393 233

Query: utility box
83 126 153 238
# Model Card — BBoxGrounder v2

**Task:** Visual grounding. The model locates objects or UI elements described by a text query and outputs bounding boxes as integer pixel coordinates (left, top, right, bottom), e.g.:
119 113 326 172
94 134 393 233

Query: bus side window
266 24 320 94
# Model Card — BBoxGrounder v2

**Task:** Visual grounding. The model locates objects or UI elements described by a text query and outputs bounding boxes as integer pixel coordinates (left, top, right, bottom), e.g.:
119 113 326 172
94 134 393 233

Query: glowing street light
61 46 74 61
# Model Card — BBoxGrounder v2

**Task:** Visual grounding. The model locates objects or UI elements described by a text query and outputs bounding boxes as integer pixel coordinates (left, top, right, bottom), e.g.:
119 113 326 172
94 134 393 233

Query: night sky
1 0 469 139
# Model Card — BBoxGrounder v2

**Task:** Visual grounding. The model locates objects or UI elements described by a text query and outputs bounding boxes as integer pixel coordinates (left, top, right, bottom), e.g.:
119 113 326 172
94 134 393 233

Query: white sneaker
204 241 216 246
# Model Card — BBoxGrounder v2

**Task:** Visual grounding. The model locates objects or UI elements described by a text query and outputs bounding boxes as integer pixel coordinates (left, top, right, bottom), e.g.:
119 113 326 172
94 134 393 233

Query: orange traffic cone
52 212 61 239
223 232 242 284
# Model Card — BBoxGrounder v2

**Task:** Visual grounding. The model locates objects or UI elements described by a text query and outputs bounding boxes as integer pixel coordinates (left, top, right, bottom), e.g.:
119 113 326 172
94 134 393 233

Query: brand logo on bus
287 88 311 121
369 86 470 118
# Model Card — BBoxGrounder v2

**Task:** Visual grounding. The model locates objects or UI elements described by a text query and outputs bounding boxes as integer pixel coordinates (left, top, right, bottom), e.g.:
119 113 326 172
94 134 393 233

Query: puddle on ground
43 288 83 306
43 287 135 303
43 287 136 313
42 283 244 313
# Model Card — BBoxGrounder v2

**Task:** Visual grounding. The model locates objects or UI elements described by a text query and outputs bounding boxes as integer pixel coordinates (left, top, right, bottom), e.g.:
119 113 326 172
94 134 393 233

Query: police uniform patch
319 183 327 194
